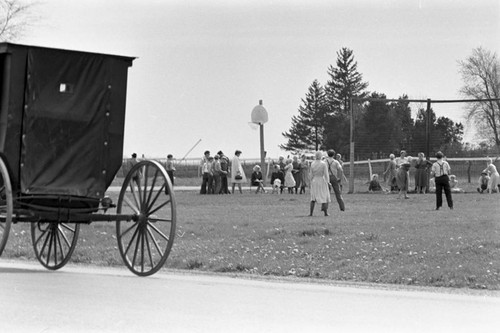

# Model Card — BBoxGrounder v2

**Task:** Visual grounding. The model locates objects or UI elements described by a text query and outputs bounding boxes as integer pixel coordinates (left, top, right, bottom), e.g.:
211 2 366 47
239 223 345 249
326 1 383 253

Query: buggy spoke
146 226 164 257
140 229 146 272
131 228 142 268
147 222 170 242
56 229 65 262
148 217 172 223
148 199 171 216
145 169 160 209
46 229 54 265
124 225 140 256
38 227 51 258
142 165 150 208
123 196 140 215
121 221 139 237
144 228 155 268
34 226 49 247
58 225 72 248
60 223 76 233
146 183 167 213
128 182 141 211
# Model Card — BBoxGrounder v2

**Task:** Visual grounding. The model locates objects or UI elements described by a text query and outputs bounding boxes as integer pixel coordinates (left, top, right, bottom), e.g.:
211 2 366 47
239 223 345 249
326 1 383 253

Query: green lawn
3 188 499 290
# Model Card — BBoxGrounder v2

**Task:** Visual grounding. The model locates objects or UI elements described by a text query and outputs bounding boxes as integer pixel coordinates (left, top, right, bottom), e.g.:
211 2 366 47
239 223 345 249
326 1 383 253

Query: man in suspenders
430 151 453 210
325 149 346 212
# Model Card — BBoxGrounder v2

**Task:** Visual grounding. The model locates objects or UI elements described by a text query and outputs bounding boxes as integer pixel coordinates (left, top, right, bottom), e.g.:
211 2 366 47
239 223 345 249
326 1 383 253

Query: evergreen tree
389 96 414 153
323 47 369 153
356 92 394 158
281 80 327 152
325 47 369 116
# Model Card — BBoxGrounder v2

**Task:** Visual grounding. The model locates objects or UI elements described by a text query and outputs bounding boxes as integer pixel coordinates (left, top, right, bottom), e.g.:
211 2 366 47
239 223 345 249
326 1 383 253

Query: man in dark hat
127 153 141 185
218 150 230 194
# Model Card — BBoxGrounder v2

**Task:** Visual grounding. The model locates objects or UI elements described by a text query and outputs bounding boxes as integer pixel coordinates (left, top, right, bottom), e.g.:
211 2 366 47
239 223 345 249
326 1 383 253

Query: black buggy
0 43 176 276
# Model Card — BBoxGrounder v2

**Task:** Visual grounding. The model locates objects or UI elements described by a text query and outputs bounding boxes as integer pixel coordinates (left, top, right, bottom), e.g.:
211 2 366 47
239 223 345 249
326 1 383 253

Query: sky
17 0 500 160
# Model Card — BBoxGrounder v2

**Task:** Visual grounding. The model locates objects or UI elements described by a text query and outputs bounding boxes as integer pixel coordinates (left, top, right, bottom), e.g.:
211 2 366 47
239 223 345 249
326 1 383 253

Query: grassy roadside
3 187 499 290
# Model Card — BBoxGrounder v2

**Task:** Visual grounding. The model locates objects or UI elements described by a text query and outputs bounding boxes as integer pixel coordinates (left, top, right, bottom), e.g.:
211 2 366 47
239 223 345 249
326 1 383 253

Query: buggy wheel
31 222 80 270
0 157 13 256
116 160 176 276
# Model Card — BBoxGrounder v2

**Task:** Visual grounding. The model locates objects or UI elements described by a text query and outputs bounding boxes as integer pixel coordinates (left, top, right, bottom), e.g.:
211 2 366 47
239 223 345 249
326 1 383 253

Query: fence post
467 160 471 183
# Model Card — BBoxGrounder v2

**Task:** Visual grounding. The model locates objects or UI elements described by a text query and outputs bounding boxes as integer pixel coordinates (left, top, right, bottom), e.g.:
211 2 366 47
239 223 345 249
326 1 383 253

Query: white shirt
325 157 342 178
431 160 451 177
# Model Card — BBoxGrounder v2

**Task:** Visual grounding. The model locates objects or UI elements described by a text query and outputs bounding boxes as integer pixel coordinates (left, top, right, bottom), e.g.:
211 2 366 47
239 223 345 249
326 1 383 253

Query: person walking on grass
383 153 398 192
309 151 331 216
396 161 411 199
325 149 345 211
430 151 453 210
231 150 247 194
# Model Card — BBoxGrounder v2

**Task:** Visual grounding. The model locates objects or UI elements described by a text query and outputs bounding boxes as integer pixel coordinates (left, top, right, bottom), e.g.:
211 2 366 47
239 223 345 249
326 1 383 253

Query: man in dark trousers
325 149 345 211
218 150 230 194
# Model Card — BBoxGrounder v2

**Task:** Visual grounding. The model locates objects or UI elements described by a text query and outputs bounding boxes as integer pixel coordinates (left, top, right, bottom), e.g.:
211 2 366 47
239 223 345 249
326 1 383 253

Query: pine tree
323 48 369 154
325 47 369 116
281 80 327 152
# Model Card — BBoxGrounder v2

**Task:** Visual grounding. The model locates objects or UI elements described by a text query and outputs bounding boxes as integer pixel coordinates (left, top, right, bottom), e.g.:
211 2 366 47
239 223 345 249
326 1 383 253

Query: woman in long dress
414 152 430 193
383 154 397 191
284 158 296 193
396 162 411 199
230 150 247 194
309 151 331 216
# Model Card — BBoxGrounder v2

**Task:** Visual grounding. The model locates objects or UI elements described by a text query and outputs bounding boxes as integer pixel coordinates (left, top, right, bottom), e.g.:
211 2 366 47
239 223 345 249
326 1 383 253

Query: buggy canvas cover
0 43 135 198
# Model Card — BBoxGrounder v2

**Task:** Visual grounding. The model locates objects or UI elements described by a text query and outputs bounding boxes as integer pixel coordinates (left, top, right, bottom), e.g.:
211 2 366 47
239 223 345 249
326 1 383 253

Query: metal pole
260 123 265 171
349 98 354 194
426 99 431 159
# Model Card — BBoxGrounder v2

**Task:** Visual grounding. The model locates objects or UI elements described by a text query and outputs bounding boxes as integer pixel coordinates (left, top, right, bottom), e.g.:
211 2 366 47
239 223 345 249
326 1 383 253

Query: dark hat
217 150 223 155
235 150 242 155
131 153 137 158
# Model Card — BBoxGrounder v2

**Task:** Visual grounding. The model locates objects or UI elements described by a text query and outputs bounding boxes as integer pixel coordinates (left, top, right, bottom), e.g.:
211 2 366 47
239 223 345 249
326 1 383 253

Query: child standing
270 165 284 194
284 158 296 193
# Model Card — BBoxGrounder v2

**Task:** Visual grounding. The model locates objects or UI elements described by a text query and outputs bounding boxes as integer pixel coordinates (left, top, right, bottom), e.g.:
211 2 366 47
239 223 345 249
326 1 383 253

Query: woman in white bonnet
483 158 499 194
383 153 397 191
308 151 331 216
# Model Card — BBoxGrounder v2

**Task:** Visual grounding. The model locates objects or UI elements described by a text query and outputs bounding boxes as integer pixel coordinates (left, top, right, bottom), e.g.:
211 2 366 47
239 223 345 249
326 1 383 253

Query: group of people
380 150 433 198
478 157 500 194
199 150 234 194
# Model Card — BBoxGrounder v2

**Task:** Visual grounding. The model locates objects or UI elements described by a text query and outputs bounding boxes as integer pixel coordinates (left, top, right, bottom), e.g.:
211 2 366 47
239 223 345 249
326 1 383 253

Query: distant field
3 188 499 290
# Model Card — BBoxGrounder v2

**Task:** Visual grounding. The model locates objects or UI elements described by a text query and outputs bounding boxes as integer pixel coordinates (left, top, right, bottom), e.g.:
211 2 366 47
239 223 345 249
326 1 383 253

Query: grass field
3 182 499 290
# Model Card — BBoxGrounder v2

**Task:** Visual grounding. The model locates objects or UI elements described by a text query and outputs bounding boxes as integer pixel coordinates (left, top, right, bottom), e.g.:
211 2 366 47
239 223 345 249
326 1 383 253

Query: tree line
281 47 500 160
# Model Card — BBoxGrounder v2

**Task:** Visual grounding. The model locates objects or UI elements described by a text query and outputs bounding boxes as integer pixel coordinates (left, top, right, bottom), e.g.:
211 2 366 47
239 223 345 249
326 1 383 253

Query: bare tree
459 47 500 149
0 0 35 41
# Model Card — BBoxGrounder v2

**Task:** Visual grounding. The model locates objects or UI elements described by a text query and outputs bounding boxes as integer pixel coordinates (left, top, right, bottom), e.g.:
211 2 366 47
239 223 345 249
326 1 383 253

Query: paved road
1 260 499 333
